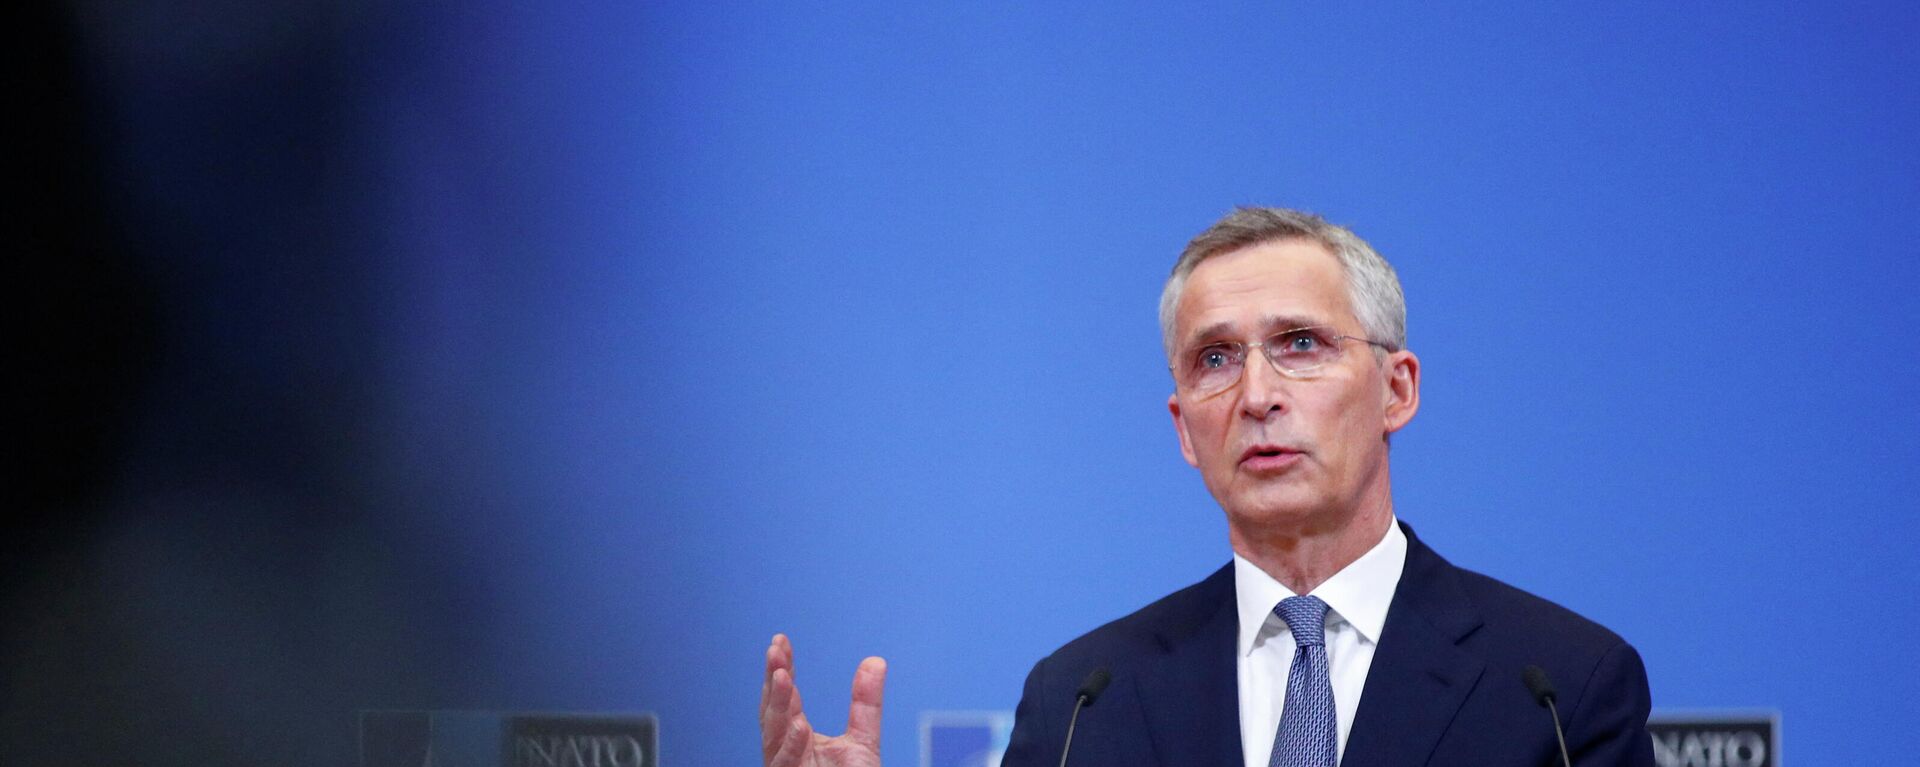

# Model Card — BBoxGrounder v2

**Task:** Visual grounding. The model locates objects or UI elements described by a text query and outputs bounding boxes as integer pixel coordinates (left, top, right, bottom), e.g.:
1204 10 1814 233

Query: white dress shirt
1235 518 1407 767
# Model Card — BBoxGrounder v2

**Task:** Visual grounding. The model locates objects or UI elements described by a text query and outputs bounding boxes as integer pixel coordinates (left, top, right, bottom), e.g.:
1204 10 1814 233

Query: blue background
9 2 1917 765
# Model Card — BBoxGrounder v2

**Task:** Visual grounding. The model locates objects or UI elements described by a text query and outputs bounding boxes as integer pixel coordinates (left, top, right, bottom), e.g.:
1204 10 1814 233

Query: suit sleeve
999 654 1058 767
1564 641 1656 767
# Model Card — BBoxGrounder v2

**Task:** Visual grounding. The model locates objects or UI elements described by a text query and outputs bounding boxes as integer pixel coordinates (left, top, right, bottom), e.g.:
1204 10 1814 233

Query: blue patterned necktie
1269 595 1337 767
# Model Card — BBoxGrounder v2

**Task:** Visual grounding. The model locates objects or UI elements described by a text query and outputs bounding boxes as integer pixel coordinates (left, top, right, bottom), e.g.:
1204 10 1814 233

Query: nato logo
507 714 656 767
359 710 657 767
920 711 1013 767
1649 711 1780 767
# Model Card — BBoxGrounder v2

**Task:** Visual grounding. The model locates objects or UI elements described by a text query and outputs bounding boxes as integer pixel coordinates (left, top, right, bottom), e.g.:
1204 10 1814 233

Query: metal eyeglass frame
1170 325 1394 400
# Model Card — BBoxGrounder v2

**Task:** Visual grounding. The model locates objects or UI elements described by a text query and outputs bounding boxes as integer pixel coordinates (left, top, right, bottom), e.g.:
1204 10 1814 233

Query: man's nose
1238 352 1290 419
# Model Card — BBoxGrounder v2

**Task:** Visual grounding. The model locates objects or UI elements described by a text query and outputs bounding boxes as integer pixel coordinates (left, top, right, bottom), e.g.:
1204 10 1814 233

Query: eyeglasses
1171 326 1393 398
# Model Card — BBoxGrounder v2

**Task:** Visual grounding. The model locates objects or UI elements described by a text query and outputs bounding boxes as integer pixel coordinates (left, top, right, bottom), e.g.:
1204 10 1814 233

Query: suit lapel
1133 565 1244 767
1341 524 1486 766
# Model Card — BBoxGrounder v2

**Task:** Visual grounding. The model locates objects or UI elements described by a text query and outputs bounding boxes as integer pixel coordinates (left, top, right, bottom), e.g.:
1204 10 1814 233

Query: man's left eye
1287 334 1319 351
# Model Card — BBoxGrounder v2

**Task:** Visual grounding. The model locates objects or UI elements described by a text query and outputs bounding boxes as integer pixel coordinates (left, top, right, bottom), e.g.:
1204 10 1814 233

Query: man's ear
1383 349 1421 434
1169 393 1200 467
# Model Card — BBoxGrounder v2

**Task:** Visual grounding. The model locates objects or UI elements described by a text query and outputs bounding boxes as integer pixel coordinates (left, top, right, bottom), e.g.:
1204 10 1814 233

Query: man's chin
1207 468 1329 520
1221 492 1324 528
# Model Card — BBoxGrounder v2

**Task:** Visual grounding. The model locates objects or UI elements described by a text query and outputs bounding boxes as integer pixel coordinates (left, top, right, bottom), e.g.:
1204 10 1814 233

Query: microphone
1057 668 1111 767
1522 665 1572 767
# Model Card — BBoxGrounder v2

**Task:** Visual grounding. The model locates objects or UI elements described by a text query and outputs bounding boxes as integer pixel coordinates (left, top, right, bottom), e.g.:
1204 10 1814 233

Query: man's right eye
1198 347 1233 369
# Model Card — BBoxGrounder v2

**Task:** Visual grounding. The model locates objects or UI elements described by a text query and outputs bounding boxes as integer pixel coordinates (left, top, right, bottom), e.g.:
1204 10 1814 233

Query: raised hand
760 634 887 767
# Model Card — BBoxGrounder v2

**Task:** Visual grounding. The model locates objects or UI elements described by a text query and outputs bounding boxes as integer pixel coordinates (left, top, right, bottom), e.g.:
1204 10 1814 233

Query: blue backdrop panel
18 2 1917 765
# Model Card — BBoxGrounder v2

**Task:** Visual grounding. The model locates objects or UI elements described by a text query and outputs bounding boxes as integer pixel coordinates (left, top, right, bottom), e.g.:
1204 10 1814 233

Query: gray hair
1158 207 1406 360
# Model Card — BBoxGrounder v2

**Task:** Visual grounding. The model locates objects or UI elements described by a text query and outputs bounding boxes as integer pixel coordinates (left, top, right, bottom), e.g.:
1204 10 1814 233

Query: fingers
768 710 812 767
760 635 790 716
761 667 813 763
843 656 888 752
760 634 798 721
774 633 792 673
761 635 806 765
759 635 883 765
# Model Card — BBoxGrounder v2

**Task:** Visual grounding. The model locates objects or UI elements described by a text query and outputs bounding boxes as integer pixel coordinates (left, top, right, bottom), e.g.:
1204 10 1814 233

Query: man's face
1166 239 1419 537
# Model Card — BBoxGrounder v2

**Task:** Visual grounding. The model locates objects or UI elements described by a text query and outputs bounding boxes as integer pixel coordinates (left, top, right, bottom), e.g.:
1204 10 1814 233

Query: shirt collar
1233 517 1408 656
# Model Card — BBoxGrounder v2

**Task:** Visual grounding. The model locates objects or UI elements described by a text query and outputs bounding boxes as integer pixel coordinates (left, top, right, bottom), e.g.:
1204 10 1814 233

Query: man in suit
759 208 1654 766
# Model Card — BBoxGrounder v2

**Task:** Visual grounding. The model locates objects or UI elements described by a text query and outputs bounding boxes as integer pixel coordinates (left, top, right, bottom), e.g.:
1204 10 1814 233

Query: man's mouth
1239 444 1303 471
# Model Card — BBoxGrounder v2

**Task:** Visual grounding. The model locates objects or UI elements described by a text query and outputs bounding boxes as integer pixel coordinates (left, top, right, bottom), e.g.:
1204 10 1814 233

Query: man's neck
1229 502 1394 596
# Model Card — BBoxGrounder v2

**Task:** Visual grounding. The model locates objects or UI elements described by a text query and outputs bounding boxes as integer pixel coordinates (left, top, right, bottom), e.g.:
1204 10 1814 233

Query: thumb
844 657 887 751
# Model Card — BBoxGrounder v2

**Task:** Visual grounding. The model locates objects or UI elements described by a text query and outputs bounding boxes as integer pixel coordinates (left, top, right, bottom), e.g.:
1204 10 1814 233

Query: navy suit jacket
1001 523 1654 766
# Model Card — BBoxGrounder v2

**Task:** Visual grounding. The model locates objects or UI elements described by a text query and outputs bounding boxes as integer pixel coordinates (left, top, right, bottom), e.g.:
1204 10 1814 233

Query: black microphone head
1521 665 1557 707
1076 668 1112 706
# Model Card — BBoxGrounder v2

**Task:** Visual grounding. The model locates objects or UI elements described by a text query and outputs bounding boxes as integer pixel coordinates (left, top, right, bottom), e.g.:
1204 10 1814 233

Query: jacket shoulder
1447 562 1630 655
1443 561 1628 665
1040 563 1232 668
1000 564 1238 767
1399 525 1630 659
